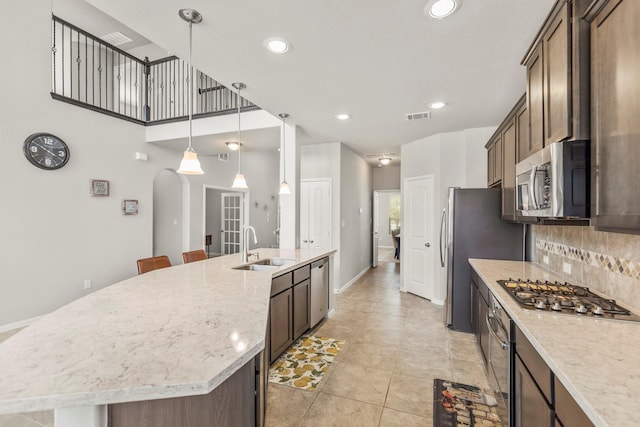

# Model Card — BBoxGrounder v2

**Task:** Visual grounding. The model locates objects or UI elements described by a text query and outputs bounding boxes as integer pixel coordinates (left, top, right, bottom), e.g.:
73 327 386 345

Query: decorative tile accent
536 239 640 280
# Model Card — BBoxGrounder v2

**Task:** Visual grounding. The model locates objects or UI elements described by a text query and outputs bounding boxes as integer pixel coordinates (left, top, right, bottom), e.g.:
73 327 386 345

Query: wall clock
23 133 70 170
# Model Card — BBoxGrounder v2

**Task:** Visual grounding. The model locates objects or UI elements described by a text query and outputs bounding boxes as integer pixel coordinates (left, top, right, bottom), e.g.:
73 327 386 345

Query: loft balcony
49 15 258 126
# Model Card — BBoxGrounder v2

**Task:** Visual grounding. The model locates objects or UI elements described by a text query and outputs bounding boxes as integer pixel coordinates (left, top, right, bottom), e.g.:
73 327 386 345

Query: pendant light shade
231 82 248 189
177 148 204 174
177 9 204 175
278 113 291 195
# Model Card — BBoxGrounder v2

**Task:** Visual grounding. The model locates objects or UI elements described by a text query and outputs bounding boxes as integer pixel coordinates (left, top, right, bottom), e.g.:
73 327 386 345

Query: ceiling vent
100 31 133 46
218 153 229 162
364 152 398 159
406 111 431 121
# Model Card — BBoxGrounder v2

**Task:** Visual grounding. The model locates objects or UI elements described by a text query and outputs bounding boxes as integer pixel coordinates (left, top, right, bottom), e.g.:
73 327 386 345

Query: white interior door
221 192 243 255
404 176 435 300
301 179 331 249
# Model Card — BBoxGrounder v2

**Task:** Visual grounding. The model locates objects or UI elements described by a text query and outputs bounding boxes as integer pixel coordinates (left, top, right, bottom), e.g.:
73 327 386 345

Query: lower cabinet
292 279 310 341
514 326 594 427
514 355 553 427
269 288 293 363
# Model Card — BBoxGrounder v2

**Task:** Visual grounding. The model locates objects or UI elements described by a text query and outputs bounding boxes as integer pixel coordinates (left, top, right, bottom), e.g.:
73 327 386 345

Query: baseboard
327 308 336 317
334 265 371 293
0 315 42 333
431 298 445 306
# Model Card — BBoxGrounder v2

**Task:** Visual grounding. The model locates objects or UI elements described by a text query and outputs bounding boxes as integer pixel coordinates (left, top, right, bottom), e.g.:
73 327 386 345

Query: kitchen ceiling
82 0 554 163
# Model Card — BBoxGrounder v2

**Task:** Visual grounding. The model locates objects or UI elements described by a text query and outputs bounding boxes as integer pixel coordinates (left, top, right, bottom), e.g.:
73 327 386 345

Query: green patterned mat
268 335 344 391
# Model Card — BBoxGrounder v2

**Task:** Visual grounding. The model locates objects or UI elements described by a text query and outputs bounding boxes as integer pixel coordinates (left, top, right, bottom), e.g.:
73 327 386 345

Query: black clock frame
23 133 70 170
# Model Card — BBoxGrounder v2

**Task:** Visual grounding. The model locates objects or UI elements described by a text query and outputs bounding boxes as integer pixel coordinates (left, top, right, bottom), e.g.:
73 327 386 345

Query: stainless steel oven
486 293 511 424
516 140 589 218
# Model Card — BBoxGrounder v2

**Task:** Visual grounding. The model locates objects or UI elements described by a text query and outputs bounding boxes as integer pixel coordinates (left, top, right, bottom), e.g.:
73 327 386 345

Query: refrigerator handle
439 208 446 267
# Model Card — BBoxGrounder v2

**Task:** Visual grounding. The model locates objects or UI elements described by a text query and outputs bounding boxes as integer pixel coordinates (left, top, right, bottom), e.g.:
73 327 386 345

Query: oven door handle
529 167 539 210
486 311 510 350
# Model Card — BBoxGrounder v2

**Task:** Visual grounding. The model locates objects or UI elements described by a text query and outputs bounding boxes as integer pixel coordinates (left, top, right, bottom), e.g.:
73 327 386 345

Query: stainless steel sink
252 258 296 267
232 258 296 271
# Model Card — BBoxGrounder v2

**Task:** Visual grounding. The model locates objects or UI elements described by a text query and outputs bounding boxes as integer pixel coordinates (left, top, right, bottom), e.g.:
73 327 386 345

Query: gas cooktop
498 278 640 322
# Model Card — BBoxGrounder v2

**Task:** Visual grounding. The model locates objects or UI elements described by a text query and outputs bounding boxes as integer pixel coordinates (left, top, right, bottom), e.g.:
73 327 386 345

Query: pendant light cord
282 116 286 179
237 87 242 171
187 21 193 151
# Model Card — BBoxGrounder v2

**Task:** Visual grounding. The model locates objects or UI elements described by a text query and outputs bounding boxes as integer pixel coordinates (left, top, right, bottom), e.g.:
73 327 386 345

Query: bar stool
182 249 207 264
136 255 172 275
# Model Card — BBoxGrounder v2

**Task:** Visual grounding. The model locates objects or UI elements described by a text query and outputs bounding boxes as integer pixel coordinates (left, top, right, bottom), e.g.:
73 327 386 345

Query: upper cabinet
521 0 591 155
586 0 640 232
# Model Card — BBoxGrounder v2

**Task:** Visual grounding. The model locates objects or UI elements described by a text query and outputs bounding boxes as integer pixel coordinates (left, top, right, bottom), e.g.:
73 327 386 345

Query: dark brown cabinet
501 117 517 221
269 264 314 363
514 355 554 427
522 0 591 148
586 0 640 233
516 96 530 163
269 288 293 363
486 135 502 188
292 279 310 341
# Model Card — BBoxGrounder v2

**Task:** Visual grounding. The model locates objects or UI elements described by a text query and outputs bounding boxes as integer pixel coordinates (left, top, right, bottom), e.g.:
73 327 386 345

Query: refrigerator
442 188 524 332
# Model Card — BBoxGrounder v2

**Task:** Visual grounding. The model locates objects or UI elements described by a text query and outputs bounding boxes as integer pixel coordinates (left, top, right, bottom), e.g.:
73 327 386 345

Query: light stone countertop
469 258 640 427
0 248 335 414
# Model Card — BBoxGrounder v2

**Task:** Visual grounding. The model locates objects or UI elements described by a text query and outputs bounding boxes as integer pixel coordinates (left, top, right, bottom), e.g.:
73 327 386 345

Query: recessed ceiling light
226 141 241 151
430 101 447 109
336 114 350 120
379 157 391 165
425 0 461 19
264 37 290 54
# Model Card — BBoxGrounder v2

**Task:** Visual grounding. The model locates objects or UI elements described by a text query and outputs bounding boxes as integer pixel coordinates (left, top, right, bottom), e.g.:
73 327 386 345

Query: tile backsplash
532 225 640 313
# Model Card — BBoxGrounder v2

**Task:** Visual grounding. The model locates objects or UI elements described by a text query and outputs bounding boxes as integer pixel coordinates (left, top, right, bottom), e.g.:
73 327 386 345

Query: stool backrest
137 255 172 275
182 249 207 264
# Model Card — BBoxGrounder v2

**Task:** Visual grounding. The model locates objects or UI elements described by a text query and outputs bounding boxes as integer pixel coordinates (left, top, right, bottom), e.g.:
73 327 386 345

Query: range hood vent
406 111 431 120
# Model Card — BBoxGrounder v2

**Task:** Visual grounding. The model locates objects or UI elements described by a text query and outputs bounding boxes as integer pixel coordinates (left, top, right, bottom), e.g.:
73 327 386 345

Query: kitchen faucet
243 226 259 263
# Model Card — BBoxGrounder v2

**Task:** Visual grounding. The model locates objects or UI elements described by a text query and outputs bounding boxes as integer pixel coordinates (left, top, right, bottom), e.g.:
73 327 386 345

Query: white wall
153 170 184 265
373 165 401 190
400 126 495 304
205 188 225 254
340 145 373 287
0 0 280 327
242 151 279 249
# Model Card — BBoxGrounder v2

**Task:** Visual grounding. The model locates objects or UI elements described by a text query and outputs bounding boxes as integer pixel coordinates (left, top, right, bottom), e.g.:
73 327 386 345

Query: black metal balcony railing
50 15 257 125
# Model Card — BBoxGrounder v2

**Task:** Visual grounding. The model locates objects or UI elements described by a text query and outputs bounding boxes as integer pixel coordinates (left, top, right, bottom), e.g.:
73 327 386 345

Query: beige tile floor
0 260 489 427
265 260 490 427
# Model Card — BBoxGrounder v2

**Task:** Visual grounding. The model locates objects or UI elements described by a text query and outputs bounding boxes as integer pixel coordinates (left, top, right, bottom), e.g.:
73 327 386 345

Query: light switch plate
543 255 549 265
563 262 572 275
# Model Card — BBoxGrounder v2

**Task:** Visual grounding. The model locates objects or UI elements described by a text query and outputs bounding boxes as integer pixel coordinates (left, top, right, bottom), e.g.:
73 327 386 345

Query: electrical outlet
543 255 549 265
562 262 572 275
84 279 92 289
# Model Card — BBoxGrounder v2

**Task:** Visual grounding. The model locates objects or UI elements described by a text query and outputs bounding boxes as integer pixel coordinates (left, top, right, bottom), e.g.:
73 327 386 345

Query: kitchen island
470 259 640 427
0 248 334 427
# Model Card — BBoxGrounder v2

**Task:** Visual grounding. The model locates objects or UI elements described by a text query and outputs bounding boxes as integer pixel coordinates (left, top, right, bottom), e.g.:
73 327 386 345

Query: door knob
303 240 308 243
310 240 314 243
425 243 430 247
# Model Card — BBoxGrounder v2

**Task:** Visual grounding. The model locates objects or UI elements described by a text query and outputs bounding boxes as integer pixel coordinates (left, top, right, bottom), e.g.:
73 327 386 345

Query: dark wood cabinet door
543 1 571 145
514 355 554 427
487 143 496 186
526 42 545 155
270 289 293 363
501 117 517 221
292 279 310 341
590 0 640 231
516 100 530 162
494 136 503 184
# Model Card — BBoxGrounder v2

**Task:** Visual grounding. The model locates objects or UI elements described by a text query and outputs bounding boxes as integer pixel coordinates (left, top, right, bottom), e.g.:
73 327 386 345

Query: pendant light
231 82 248 189
176 9 204 175
278 113 291 195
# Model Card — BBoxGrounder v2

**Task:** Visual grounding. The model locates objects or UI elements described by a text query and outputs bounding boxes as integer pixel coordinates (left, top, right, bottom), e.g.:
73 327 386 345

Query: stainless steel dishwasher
310 257 329 327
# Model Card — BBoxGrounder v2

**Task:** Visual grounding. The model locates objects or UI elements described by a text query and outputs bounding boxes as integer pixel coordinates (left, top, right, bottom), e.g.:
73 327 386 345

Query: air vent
406 111 431 121
100 31 133 46
218 153 229 162
364 152 398 159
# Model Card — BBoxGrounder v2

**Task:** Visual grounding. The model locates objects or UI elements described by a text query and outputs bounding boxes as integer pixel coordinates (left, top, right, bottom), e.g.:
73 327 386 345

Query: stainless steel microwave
515 140 590 218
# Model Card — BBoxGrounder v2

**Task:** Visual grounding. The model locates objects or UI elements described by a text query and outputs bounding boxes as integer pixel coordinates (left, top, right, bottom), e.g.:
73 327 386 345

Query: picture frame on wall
122 199 139 215
90 179 109 197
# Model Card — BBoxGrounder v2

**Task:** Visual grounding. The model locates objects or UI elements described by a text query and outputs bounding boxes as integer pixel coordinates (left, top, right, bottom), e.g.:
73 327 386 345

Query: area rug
433 379 505 427
268 335 345 391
